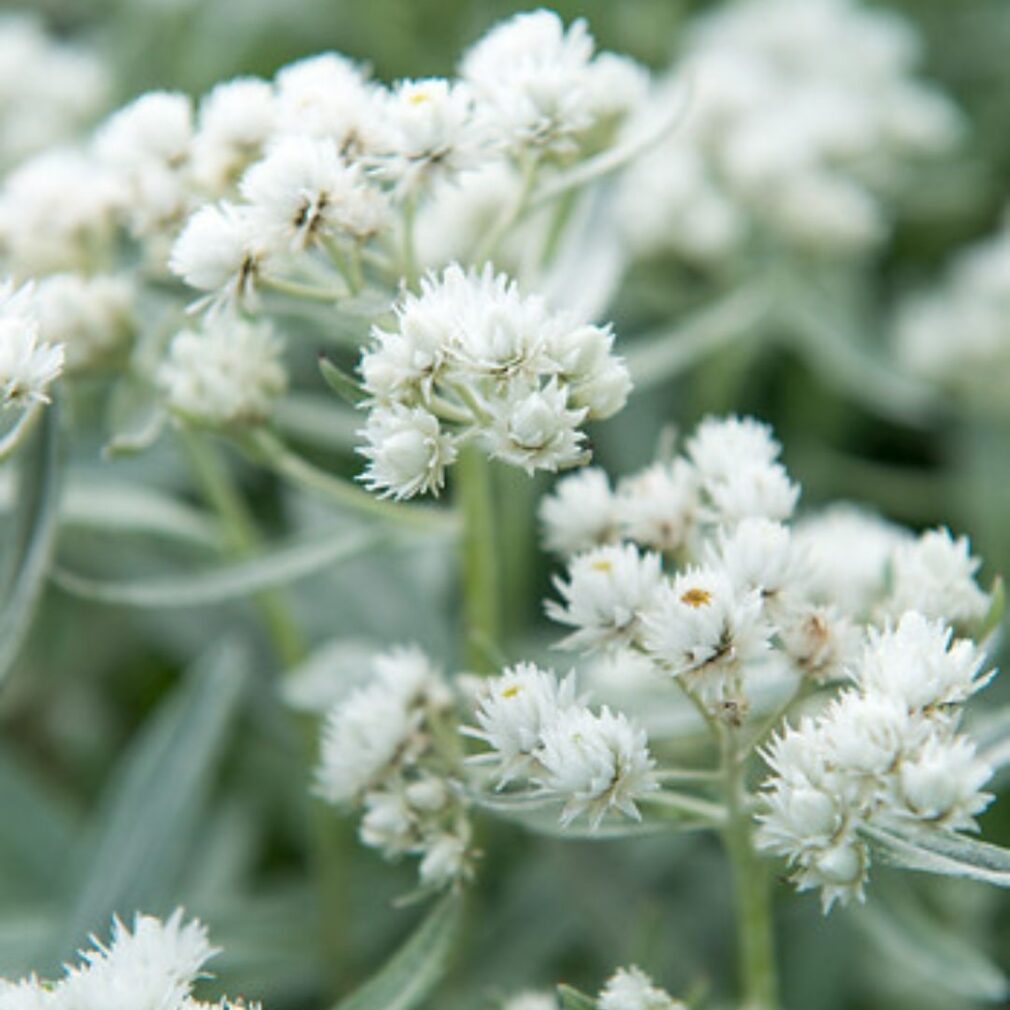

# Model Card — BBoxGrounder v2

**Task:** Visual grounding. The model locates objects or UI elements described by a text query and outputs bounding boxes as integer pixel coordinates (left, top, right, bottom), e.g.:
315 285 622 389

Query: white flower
819 690 926 782
317 669 423 804
94 92 195 239
896 734 993 830
484 379 588 474
373 78 489 192
359 788 416 855
169 202 271 311
544 321 631 420
461 10 605 157
778 603 860 681
418 824 471 887
159 317 286 427
0 281 63 409
686 416 798 523
241 136 389 250
192 77 277 192
881 528 990 627
857 611 992 713
0 15 109 169
686 415 782 478
34 273 134 372
273 52 382 156
793 504 910 615
464 663 577 785
598 966 683 1010
547 543 664 652
791 839 868 914
615 459 699 554
708 517 799 601
535 704 657 827
357 403 456 499
0 148 119 274
95 91 193 168
539 467 619 557
57 910 216 1010
641 566 769 681
0 977 51 1010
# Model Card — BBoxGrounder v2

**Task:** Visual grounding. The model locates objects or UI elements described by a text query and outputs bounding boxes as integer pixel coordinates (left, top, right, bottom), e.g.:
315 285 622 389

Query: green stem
471 153 538 266
719 725 779 1010
261 274 345 303
455 445 500 673
242 428 458 535
401 195 419 289
179 428 306 666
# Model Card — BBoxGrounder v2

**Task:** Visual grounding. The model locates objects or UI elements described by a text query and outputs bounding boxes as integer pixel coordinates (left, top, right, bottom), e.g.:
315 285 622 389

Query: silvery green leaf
557 984 598 1010
0 403 61 687
855 890 1007 1002
977 575 1005 644
51 527 386 607
102 374 167 457
0 745 76 899
319 356 369 406
332 893 462 1010
275 393 360 453
57 640 248 956
471 791 711 839
862 821 1010 887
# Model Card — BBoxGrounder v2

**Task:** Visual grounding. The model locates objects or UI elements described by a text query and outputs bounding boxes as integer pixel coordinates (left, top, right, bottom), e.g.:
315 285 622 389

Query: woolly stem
179 427 305 666
243 428 458 534
455 445 501 673
719 724 779 1010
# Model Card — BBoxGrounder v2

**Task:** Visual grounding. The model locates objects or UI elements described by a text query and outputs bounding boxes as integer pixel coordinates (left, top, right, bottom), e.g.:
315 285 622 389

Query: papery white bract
535 704 657 827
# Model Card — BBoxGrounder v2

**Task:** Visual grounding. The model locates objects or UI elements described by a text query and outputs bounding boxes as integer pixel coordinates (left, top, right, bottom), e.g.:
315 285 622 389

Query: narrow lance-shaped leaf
855 890 1007 1003
557 984 598 1010
51 527 387 607
332 893 462 1010
0 744 77 899
0 402 61 687
56 640 248 959
319 355 368 406
862 821 1010 888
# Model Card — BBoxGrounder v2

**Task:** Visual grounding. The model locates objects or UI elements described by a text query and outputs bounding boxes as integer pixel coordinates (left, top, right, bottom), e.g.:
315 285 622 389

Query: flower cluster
757 612 995 911
894 209 1010 405
541 415 990 718
464 662 657 828
357 264 630 497
538 413 997 911
159 317 287 428
315 647 473 889
0 910 255 1010
0 10 644 447
0 279 64 412
618 0 961 261
0 15 109 170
